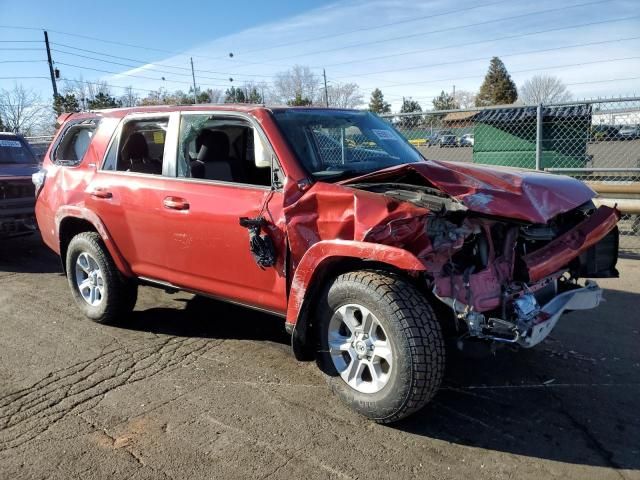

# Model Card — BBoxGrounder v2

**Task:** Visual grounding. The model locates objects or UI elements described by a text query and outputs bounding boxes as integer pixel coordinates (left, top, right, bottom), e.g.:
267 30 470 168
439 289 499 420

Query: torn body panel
283 160 619 350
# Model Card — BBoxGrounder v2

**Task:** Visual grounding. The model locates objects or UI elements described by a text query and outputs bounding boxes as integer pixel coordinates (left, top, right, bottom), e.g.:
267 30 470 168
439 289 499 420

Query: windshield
0 137 37 164
271 109 423 180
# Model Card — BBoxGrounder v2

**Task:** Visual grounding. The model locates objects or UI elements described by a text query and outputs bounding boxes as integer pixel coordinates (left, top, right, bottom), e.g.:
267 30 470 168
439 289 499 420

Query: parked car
0 132 40 237
459 133 474 147
617 125 640 140
590 124 619 142
437 134 458 147
35 106 620 423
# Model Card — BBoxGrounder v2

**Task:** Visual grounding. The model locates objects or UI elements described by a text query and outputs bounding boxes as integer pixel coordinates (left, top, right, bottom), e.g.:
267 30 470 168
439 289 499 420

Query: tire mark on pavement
0 337 225 452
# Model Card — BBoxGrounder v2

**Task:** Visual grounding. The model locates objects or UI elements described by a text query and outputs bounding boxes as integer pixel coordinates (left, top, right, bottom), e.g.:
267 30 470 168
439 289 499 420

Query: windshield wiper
313 169 361 180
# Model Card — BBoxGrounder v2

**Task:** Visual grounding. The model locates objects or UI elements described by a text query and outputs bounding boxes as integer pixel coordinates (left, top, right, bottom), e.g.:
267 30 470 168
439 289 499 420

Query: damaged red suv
34 106 619 423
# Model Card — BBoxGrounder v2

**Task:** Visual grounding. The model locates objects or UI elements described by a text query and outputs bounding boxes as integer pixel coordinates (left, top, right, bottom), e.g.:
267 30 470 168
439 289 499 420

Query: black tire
65 232 137 324
316 270 445 423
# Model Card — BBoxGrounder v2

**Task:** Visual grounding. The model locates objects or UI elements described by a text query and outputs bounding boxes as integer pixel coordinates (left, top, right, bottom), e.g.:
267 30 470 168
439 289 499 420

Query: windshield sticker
0 140 22 148
371 129 397 141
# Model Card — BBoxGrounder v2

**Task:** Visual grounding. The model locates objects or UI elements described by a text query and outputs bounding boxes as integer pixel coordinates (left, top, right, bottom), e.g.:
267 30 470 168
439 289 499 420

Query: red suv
34 105 620 423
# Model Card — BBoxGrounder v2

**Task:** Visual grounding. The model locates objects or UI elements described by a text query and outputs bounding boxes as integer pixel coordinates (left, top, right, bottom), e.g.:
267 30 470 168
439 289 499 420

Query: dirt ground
0 234 638 480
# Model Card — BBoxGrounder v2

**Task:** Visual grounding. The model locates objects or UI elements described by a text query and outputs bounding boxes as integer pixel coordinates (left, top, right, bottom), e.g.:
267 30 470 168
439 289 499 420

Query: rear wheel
316 271 445 423
66 232 137 324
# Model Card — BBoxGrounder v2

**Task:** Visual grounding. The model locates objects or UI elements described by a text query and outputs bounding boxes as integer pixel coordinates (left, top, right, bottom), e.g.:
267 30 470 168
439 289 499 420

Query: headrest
196 130 230 163
122 132 148 160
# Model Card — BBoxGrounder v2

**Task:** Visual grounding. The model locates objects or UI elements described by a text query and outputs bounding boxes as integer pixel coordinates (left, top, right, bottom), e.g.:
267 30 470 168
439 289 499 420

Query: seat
191 130 233 182
121 132 161 174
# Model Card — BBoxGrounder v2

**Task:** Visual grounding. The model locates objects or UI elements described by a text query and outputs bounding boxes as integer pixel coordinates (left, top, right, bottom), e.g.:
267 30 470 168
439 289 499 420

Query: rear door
86 112 178 281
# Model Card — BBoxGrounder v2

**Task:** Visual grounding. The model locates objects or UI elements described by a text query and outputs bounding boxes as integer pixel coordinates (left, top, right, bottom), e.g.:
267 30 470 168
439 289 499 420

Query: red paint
36 106 619 329
523 205 621 282
342 161 596 224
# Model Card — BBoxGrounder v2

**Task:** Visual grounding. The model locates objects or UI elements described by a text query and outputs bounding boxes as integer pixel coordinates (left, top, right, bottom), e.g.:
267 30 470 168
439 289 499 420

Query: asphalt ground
0 233 638 479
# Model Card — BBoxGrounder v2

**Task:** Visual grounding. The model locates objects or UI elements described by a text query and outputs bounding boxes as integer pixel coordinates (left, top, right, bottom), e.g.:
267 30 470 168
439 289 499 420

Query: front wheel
316 271 445 423
66 232 138 324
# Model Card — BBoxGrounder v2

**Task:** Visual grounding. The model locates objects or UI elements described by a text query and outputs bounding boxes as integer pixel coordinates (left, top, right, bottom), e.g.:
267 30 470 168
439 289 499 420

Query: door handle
89 188 112 199
163 196 190 211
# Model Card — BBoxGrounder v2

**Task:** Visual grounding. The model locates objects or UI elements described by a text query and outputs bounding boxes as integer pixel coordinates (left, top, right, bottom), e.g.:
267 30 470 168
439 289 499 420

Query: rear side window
103 117 168 175
53 119 99 166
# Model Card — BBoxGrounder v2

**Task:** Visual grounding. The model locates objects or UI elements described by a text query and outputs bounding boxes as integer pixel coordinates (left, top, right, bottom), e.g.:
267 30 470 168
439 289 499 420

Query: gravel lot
1 234 639 480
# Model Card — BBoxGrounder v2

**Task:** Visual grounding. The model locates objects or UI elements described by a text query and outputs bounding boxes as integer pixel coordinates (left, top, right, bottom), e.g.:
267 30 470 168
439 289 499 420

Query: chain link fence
382 97 640 255
21 100 640 255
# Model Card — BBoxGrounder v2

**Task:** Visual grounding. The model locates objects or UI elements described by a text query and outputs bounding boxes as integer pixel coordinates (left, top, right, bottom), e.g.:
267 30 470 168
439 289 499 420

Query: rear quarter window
53 119 100 166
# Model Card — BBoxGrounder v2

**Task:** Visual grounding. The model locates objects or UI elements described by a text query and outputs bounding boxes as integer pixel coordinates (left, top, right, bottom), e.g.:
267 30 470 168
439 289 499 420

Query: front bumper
519 280 602 348
0 198 37 237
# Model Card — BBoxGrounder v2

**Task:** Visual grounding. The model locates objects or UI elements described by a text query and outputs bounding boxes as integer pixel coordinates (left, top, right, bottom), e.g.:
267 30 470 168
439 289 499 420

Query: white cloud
104 0 640 109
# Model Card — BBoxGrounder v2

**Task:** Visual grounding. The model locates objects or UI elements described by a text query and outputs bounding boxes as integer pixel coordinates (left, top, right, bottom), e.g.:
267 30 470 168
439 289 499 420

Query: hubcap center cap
354 340 367 355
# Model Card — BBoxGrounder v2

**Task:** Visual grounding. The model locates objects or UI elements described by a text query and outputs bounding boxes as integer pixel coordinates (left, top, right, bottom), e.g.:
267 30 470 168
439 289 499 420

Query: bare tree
62 77 112 109
323 82 364 108
272 65 320 105
0 84 49 135
453 90 477 109
119 86 139 107
519 75 572 104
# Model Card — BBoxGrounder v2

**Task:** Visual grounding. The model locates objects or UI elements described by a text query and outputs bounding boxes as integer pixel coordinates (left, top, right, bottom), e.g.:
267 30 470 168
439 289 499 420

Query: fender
285 240 427 329
55 206 134 277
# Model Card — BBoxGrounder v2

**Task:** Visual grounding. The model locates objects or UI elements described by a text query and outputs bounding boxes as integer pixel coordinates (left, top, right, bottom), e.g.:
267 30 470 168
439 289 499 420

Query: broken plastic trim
239 217 276 269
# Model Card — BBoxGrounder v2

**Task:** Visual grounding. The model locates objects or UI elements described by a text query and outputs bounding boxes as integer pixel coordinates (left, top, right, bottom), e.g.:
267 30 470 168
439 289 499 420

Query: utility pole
44 31 58 98
323 68 329 107
190 57 198 103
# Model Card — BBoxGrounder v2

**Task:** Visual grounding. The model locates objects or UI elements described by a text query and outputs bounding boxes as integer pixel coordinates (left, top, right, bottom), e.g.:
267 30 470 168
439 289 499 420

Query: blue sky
1 0 639 110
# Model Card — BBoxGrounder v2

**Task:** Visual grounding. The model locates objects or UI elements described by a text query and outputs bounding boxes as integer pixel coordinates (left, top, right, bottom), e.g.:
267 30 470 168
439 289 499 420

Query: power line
353 56 640 94
236 0 514 55
338 36 640 86
50 45 274 79
52 49 231 82
259 0 613 63
54 61 236 89
0 60 45 63
323 15 640 70
0 76 49 80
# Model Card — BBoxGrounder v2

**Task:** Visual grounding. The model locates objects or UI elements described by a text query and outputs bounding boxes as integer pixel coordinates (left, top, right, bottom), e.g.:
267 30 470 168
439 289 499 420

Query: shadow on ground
2 232 638 471
0 233 61 274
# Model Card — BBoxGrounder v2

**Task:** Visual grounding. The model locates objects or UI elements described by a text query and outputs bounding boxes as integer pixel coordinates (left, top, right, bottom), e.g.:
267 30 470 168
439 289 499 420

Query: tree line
1 57 572 136
368 57 572 117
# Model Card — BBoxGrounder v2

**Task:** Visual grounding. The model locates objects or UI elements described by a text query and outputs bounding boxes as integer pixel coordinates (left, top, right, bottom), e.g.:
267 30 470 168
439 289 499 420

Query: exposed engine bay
349 180 620 349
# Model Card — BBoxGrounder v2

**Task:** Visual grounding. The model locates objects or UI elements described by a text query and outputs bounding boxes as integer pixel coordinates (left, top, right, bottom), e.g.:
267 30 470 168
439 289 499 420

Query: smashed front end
337 162 621 349
424 202 619 348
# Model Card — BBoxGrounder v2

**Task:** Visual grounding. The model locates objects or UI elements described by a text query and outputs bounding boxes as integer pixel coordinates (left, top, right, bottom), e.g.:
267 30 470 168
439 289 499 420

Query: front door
162 112 288 314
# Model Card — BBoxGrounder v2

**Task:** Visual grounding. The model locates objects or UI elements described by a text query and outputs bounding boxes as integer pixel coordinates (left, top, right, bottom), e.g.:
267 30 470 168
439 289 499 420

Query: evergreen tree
246 87 263 104
224 86 246 103
476 57 517 106
0 114 5 132
87 92 120 110
399 98 422 128
53 93 81 116
368 88 391 114
432 90 459 110
287 92 312 106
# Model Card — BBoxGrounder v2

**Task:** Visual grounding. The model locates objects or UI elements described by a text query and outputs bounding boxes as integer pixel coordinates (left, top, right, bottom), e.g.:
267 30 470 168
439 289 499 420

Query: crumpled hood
341 160 595 224
0 163 39 179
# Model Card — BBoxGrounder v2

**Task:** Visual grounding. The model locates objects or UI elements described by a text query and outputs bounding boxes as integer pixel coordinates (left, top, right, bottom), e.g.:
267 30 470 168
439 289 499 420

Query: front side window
0 137 37 165
271 109 423 181
176 114 271 187
103 117 168 175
